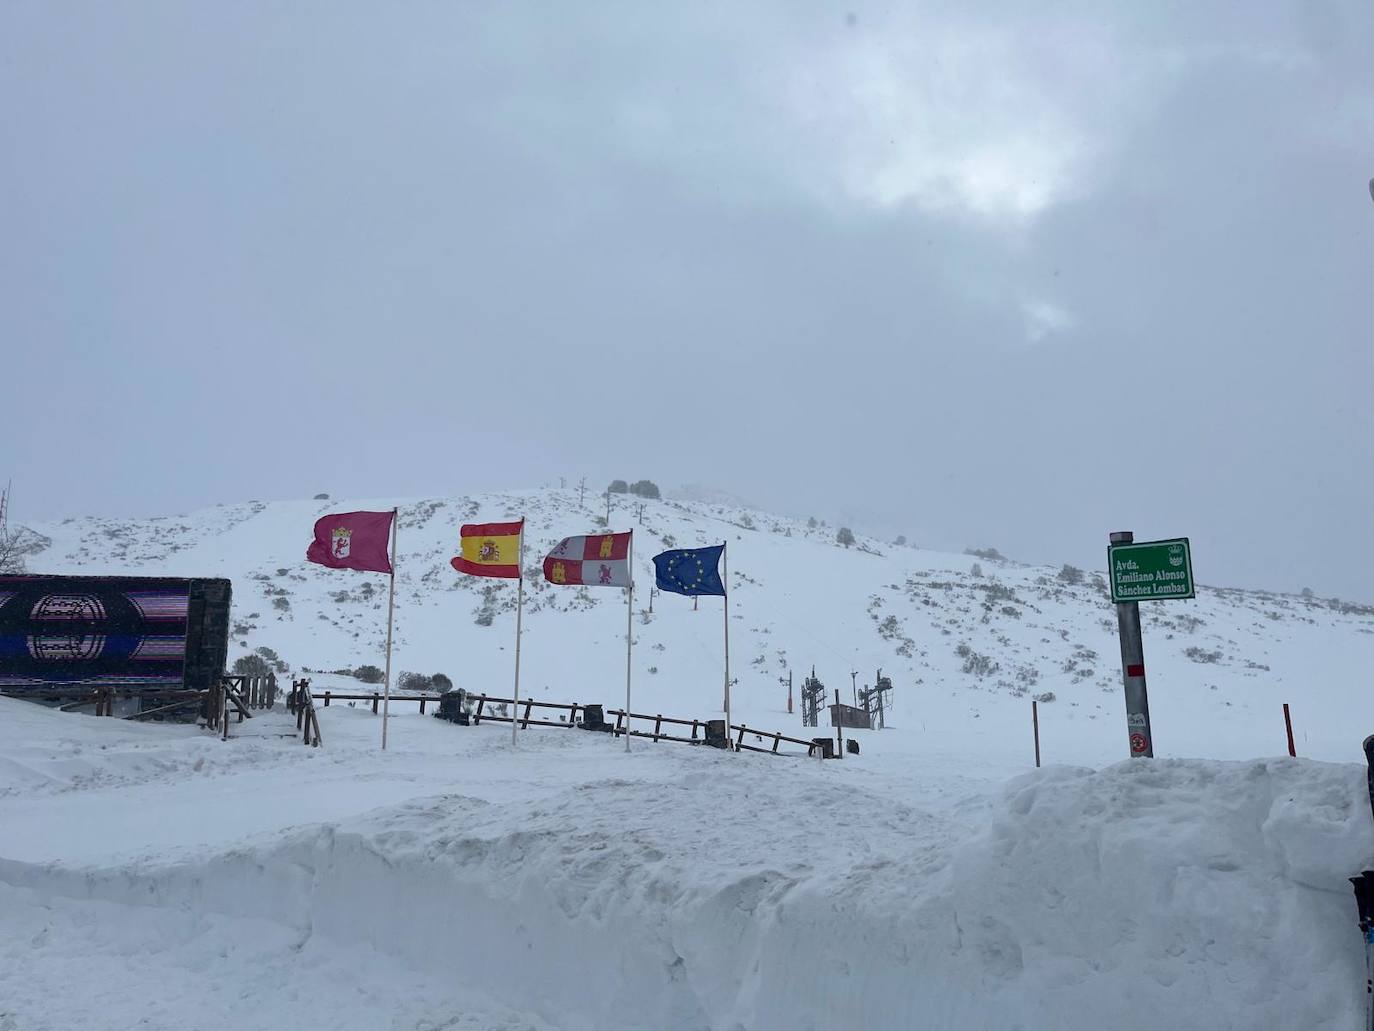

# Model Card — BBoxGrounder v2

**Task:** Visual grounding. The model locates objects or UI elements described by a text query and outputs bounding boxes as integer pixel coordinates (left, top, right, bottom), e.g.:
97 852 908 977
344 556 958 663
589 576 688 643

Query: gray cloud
2 1 1371 598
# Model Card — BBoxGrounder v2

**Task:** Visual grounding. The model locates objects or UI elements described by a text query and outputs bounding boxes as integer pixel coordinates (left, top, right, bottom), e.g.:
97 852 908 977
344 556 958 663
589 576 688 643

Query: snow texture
3 489 1374 1029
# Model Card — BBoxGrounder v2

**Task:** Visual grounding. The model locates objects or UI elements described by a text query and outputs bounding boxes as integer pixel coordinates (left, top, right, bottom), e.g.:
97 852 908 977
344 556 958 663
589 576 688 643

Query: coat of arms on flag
452 520 524 579
542 532 631 587
306 511 395 574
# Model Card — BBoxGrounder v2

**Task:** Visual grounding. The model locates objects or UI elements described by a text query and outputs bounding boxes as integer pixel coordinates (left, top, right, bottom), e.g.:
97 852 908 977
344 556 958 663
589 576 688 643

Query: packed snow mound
4 743 1370 1030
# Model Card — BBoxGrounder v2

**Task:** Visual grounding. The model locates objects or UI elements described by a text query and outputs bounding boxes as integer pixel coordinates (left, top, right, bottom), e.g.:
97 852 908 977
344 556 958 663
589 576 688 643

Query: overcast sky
3 2 1371 598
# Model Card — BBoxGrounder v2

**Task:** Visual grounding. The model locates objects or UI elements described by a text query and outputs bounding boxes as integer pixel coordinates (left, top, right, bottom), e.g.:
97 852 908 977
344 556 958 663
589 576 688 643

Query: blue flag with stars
653 544 726 597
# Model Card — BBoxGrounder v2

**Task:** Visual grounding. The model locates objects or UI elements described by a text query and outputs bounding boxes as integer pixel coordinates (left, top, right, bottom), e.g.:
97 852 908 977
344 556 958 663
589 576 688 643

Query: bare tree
0 525 41 574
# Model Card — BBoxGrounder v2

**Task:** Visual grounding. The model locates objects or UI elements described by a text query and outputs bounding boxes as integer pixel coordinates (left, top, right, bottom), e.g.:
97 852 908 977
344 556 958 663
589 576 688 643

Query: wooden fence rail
464 693 587 729
287 678 322 747
605 708 822 757
311 691 442 715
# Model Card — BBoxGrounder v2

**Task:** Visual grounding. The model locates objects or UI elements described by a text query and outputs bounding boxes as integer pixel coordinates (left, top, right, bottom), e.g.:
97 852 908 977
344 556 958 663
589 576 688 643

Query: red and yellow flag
451 519 523 579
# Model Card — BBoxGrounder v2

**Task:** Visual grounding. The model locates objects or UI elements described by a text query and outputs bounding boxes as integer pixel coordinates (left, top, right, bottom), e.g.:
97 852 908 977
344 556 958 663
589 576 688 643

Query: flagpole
512 522 524 747
625 531 633 753
381 508 398 751
722 540 732 751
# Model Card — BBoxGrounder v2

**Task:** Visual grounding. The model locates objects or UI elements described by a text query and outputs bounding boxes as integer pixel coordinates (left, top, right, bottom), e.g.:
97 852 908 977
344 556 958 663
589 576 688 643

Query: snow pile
2 694 1371 1030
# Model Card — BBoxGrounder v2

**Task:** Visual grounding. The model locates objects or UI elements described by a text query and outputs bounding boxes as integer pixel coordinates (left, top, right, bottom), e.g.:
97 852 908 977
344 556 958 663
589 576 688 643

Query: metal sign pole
1110 530 1154 758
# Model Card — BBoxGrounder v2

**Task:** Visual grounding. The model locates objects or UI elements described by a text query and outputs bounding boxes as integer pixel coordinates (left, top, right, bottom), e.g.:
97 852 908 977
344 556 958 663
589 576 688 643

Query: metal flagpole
625 530 633 753
381 508 398 751
722 541 732 751
512 522 524 747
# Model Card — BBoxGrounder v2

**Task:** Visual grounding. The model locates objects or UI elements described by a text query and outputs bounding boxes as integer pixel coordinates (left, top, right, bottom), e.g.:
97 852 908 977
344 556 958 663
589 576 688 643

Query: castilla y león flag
306 510 395 574
451 520 524 579
543 532 631 587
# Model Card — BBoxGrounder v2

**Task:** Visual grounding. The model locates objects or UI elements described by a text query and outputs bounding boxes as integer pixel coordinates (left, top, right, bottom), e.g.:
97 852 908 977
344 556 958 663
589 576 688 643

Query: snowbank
4 740 1370 1030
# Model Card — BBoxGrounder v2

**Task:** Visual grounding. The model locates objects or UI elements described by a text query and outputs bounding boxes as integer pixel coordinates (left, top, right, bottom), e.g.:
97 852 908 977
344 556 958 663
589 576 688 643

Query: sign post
1107 533 1195 759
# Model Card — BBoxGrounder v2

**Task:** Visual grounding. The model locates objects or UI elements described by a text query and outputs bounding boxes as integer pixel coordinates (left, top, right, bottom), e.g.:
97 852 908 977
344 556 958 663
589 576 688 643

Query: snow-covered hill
7 488 1374 1030
17 487 1374 763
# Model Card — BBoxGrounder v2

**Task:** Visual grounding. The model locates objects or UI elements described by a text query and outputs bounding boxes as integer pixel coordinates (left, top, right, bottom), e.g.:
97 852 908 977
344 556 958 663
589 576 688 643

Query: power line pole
604 490 611 526
579 478 586 507
850 669 858 707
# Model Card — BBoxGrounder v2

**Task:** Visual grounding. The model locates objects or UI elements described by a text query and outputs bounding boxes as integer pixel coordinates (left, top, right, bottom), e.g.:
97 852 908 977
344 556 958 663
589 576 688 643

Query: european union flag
653 544 726 597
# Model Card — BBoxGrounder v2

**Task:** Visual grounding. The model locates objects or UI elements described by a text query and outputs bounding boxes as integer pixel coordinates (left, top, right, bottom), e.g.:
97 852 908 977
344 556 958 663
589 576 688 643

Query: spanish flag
451 519 524 579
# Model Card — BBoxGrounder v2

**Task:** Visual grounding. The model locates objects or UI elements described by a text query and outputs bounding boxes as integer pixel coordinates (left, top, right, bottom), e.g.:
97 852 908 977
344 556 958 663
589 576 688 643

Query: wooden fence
204 677 254 739
453 694 825 758
313 691 441 714
286 678 322 747
465 694 587 729
225 673 277 710
606 708 823 757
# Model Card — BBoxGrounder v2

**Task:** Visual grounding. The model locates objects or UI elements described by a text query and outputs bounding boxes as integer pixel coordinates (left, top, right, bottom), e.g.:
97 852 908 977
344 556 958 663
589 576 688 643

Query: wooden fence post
1033 700 1041 768
1283 703 1296 757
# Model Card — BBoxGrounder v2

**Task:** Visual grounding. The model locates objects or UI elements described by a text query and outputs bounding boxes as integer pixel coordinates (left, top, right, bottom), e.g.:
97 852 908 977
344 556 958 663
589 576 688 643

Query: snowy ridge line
4 756 1373 1029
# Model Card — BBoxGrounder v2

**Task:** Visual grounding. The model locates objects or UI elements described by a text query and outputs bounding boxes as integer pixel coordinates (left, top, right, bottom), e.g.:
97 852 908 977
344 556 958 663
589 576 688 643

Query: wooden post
653 715 662 742
614 709 625 738
474 695 485 724
522 698 533 729
834 689 844 759
419 698 426 715
324 691 331 707
1284 703 1296 757
736 724 746 749
372 693 379 715
772 732 781 754
690 719 699 740
1032 700 1041 768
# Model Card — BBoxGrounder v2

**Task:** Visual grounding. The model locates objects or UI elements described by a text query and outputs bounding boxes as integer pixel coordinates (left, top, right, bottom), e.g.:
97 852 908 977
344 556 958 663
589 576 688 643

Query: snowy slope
16 487 1374 764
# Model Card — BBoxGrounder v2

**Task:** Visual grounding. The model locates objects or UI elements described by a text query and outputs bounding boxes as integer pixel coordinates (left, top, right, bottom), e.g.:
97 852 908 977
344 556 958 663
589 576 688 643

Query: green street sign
1108 537 1194 602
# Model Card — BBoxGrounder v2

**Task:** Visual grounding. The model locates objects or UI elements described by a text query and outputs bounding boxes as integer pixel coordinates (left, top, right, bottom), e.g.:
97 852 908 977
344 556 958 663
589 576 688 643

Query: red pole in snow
1283 703 1296 757
1032 700 1041 768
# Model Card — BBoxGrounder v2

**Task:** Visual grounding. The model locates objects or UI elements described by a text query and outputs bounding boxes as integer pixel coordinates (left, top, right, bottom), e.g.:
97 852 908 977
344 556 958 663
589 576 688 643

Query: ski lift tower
800 666 827 728
859 669 894 729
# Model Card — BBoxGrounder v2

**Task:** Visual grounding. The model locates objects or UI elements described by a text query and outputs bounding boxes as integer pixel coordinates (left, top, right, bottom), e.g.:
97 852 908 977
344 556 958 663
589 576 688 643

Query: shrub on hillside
232 654 272 676
607 480 629 494
354 664 384 684
965 547 1005 562
629 480 661 499
398 671 432 692
1057 564 1085 585
836 527 856 548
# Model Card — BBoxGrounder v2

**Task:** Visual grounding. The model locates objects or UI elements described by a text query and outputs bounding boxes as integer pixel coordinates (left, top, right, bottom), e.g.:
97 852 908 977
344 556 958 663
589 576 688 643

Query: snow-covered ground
5 489 1374 1029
